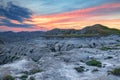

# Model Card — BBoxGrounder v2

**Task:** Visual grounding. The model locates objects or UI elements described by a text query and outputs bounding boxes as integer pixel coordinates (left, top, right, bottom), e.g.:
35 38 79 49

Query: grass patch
100 47 113 50
22 68 43 75
3 75 15 80
100 46 118 51
115 44 120 47
86 59 102 67
111 67 120 76
74 66 84 73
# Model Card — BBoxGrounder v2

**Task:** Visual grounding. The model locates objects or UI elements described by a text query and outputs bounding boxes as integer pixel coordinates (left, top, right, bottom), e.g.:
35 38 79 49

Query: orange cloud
10 20 21 24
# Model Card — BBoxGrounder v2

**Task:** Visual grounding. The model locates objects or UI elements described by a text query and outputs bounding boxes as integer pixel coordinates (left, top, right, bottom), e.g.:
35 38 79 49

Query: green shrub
105 56 113 59
92 69 99 72
86 59 102 67
3 75 15 80
116 40 120 42
74 66 84 72
29 76 35 80
22 68 42 75
80 60 84 63
20 74 28 80
29 68 42 74
111 68 120 76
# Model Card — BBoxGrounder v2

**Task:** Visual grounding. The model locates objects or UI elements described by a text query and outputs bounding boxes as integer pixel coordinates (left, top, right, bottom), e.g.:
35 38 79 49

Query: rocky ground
0 35 120 80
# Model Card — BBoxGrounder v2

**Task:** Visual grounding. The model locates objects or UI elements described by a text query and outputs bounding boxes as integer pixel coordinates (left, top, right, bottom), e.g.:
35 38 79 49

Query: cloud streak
0 2 32 22
0 19 32 28
0 1 33 28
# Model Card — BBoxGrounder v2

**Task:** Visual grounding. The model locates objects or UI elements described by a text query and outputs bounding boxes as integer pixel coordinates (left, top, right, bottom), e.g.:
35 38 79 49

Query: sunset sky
0 0 120 32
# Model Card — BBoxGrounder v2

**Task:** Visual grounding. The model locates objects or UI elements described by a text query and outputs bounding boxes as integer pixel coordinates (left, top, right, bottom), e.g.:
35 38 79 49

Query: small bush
105 56 113 59
116 40 120 42
86 59 102 67
74 66 84 72
29 68 42 74
3 75 15 80
22 68 42 75
20 74 28 80
111 68 120 76
29 76 35 80
80 60 84 63
92 69 99 72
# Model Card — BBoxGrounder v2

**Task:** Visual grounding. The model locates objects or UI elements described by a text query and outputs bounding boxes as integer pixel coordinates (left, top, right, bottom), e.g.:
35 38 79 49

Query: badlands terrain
0 35 120 80
0 24 120 80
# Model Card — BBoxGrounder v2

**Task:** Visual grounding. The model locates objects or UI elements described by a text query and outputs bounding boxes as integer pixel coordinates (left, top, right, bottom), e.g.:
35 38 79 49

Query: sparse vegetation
44 34 99 38
86 59 102 67
74 66 84 72
3 75 15 80
111 67 120 76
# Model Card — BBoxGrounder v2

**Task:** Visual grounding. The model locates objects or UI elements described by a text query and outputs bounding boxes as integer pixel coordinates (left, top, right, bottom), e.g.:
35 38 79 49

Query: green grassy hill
44 24 120 37
80 24 120 35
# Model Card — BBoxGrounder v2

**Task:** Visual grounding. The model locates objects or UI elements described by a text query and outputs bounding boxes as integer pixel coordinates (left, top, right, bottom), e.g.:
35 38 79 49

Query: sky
0 0 120 32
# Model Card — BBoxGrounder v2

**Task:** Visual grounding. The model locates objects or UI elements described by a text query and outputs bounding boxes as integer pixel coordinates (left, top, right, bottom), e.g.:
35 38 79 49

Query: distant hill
45 24 120 37
45 28 77 35
80 24 120 35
